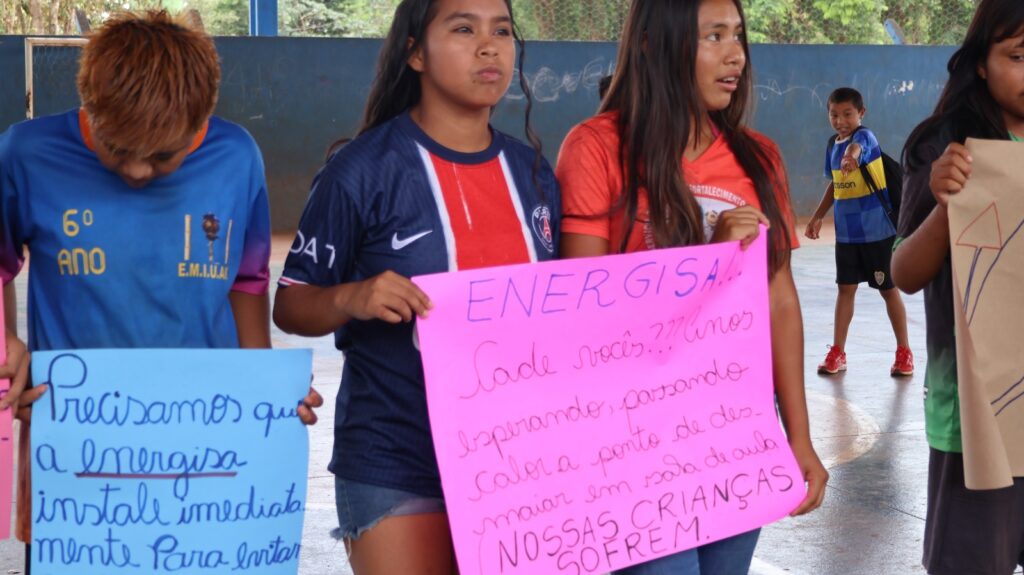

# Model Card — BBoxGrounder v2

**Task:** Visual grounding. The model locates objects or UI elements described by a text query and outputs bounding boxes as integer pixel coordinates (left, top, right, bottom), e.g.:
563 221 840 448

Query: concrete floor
0 230 1012 575
753 237 931 575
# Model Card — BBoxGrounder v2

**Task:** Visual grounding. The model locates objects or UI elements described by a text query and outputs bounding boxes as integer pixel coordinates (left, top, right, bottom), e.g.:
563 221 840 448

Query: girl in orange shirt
556 0 828 572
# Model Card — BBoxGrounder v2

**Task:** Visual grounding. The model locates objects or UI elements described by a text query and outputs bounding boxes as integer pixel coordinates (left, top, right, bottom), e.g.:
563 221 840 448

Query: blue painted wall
0 36 955 230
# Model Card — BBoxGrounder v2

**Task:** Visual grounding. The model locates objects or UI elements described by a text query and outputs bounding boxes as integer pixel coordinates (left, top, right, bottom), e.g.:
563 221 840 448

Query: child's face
828 101 865 140
409 0 515 115
695 0 746 113
979 32 1024 135
91 122 196 189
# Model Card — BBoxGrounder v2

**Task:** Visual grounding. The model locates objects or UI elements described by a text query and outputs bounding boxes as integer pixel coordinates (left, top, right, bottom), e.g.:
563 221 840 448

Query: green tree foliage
883 0 976 45
184 0 248 35
0 0 978 44
745 0 890 44
184 0 400 36
744 0 831 43
322 0 399 37
0 0 161 35
512 0 630 41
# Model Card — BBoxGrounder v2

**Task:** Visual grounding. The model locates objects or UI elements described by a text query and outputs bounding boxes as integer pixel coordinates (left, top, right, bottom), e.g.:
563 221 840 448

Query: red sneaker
891 346 914 376
818 345 847 374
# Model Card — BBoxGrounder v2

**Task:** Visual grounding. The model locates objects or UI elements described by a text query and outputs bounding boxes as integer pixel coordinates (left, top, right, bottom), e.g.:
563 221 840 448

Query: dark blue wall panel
747 44 955 214
0 37 28 130
0 36 955 230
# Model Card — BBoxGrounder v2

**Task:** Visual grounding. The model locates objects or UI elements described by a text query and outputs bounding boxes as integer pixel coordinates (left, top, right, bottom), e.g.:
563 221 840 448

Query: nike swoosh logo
391 230 433 250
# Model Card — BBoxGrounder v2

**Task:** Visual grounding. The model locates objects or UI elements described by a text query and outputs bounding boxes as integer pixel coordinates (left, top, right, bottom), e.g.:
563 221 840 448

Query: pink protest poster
415 234 805 575
0 292 11 540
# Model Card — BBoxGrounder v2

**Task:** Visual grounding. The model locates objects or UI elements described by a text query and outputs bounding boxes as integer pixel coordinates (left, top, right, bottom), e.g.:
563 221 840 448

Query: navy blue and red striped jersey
279 112 560 496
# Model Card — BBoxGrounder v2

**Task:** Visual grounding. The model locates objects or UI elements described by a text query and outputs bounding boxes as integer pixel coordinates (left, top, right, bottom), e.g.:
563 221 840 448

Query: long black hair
328 0 543 169
904 0 1024 171
601 0 792 272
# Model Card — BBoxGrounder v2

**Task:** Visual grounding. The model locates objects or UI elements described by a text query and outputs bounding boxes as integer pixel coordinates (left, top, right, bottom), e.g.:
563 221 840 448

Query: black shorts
924 448 1024 574
835 237 896 289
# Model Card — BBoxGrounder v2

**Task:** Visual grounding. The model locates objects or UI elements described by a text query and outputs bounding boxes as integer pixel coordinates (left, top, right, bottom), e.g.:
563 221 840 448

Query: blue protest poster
30 348 312 575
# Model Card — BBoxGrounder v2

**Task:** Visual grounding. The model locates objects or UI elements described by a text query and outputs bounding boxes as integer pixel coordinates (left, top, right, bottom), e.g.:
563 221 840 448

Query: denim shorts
332 476 447 541
612 528 761 575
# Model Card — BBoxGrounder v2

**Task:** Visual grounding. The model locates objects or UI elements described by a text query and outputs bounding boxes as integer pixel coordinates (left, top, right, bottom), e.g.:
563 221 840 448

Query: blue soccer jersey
825 127 896 244
0 109 272 352
279 112 561 496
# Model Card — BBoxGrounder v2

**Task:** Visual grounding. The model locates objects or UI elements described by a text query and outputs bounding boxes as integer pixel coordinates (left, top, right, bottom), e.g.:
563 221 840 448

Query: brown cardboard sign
949 138 1024 490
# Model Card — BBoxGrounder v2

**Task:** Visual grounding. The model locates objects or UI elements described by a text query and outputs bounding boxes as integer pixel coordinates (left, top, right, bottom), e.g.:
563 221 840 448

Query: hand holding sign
415 233 805 575
0 296 14 539
929 142 973 207
0 289 32 415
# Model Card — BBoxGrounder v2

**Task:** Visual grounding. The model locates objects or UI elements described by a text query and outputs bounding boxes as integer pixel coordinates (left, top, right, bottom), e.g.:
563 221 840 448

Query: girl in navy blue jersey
273 0 560 572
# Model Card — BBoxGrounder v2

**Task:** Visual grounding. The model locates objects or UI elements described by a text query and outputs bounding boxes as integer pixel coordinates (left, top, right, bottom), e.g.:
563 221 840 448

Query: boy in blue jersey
0 10 322 565
805 87 913 377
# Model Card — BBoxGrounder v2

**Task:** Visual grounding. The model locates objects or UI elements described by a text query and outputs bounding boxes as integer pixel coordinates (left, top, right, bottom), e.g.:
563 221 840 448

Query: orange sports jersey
556 111 798 254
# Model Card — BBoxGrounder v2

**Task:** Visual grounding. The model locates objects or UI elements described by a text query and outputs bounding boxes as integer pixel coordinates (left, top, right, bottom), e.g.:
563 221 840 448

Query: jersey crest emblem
531 205 554 253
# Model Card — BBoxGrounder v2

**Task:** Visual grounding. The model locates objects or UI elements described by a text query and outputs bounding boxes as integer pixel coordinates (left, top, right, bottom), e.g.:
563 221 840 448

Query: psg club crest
531 205 554 253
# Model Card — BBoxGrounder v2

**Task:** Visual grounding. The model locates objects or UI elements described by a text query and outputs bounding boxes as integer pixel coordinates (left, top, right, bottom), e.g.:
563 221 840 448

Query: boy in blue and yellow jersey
805 87 913 377
0 10 321 568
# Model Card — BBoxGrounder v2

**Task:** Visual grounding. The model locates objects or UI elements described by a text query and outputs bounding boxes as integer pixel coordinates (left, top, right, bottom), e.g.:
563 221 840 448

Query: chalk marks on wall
505 58 614 102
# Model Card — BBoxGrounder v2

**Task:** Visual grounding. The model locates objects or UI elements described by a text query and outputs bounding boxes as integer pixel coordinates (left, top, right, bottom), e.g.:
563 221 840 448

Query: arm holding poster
890 142 967 294
712 207 828 514
0 285 18 540
230 291 273 349
0 283 31 414
274 272 433 335
230 291 323 425
767 259 828 515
